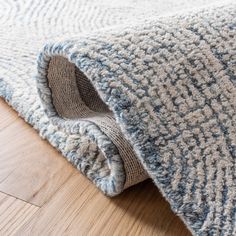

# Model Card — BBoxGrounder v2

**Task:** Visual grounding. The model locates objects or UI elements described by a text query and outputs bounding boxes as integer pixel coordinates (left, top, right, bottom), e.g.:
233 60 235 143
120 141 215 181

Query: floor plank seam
33 171 75 207
0 191 40 208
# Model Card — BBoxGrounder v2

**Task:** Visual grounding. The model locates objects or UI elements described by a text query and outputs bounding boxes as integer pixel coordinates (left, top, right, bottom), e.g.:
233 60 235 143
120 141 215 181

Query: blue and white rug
0 0 236 235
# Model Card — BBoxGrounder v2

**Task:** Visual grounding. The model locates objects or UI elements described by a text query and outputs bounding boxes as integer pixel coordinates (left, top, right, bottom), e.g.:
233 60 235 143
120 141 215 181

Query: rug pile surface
0 0 236 235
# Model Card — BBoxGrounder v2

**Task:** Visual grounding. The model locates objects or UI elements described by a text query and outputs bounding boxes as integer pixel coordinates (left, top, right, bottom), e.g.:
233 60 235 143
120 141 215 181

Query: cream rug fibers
0 0 236 234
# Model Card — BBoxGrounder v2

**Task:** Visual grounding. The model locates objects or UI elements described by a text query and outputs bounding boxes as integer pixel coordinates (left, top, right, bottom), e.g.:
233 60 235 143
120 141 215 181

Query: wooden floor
0 98 191 236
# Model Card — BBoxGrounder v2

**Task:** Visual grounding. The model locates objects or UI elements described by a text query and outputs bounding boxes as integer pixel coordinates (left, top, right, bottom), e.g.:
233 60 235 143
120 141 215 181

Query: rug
0 0 236 235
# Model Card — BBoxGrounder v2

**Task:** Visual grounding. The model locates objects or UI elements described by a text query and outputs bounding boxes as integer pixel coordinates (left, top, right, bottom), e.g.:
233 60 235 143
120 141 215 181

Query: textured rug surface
1 0 236 235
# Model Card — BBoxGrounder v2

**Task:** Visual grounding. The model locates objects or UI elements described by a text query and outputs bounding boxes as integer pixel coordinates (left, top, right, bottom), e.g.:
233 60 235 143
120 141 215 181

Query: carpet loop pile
0 0 236 235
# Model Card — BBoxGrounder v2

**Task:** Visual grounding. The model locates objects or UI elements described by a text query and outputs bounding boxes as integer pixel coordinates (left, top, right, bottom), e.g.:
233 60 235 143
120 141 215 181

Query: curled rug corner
38 54 149 196
1 0 236 235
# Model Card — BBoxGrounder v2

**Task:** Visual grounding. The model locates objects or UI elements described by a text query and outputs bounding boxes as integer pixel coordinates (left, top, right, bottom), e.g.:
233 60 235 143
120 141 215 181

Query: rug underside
0 0 236 235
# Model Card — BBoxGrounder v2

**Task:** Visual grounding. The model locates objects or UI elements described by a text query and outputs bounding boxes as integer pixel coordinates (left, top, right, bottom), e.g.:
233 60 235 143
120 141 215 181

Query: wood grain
17 175 191 236
0 192 39 236
0 99 74 206
0 100 18 132
0 98 191 235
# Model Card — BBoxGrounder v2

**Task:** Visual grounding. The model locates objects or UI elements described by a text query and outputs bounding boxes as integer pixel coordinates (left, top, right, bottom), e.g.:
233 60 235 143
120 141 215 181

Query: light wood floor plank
0 99 74 206
0 192 39 236
0 99 18 132
17 175 191 236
